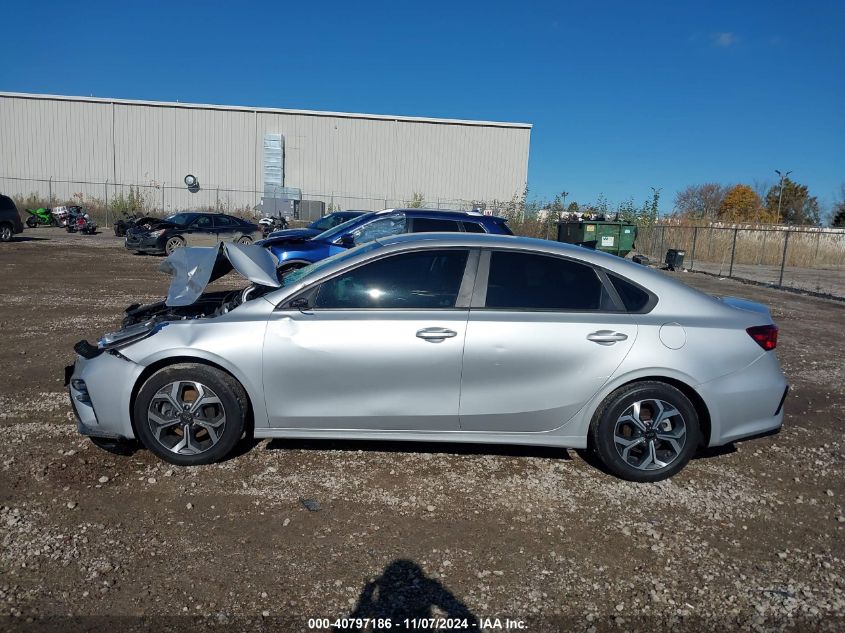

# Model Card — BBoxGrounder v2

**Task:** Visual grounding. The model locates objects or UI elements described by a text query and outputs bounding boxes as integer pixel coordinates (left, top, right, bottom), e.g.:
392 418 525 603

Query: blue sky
3 0 843 215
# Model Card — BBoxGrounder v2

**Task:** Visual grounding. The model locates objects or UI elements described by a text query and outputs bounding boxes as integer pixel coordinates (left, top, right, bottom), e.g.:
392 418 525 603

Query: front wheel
0 224 12 242
236 236 253 245
164 235 185 255
26 216 37 228
133 364 248 466
590 381 700 482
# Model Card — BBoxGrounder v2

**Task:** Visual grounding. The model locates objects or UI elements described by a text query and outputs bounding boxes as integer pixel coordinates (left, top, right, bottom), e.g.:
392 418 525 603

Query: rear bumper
697 352 788 446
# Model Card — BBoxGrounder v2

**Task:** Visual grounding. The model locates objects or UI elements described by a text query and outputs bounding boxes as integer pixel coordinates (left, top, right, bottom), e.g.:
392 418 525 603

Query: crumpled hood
159 242 281 306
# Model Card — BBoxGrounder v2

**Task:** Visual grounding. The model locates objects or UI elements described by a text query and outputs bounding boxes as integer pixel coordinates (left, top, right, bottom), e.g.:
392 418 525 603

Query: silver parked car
66 234 787 481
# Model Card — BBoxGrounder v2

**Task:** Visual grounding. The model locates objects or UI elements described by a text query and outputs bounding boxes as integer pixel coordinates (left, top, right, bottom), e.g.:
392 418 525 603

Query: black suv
0 194 24 242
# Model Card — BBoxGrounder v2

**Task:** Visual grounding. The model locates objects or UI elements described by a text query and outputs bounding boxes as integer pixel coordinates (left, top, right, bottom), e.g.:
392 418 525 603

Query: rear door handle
416 327 458 342
587 330 628 345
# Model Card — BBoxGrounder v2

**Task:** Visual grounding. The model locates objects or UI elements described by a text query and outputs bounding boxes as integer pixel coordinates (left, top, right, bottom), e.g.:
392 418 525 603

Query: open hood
160 242 281 307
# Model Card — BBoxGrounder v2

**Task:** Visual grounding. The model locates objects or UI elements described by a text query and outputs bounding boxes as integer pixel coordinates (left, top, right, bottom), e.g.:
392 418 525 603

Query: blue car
264 210 367 241
259 208 512 273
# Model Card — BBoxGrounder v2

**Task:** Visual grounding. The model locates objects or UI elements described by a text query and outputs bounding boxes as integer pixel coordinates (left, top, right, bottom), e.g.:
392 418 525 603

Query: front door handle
587 330 628 345
416 327 458 342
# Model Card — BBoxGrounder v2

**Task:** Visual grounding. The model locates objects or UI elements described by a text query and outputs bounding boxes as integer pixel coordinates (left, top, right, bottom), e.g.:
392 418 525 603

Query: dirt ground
0 228 843 633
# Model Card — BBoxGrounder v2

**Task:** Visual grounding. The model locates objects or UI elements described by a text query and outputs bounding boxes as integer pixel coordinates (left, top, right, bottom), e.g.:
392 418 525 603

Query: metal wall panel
0 93 530 213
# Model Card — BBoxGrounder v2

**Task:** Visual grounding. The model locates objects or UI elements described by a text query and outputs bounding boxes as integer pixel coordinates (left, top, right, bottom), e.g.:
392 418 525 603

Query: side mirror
339 234 355 248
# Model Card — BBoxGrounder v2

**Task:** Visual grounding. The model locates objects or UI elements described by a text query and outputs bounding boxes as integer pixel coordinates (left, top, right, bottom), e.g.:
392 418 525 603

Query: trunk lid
717 296 773 320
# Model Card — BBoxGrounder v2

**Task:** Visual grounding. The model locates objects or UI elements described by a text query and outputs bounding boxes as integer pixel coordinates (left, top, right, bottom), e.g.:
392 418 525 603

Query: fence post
728 228 738 277
778 230 790 287
48 178 53 207
161 185 165 213
216 188 220 212
658 225 665 262
690 227 698 270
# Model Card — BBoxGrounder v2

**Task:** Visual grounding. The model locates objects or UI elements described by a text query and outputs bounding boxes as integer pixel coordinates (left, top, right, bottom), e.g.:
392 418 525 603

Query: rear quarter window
608 273 652 312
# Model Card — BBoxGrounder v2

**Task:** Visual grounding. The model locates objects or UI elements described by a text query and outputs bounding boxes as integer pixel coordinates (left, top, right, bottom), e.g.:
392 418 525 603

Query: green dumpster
556 220 637 257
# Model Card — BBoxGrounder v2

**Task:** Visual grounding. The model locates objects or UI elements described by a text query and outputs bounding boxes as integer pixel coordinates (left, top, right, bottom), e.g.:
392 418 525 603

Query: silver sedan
66 234 788 481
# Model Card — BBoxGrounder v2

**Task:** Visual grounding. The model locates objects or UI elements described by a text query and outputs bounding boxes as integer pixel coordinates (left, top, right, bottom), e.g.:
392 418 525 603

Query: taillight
747 324 778 351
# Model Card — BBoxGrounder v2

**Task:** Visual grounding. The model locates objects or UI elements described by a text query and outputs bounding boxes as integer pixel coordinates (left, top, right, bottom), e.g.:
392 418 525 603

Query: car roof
376 208 507 222
372 232 696 290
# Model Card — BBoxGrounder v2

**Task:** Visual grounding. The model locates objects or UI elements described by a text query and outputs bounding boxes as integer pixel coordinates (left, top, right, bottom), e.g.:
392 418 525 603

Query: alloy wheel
146 381 226 455
0 226 11 241
165 237 184 254
613 399 687 471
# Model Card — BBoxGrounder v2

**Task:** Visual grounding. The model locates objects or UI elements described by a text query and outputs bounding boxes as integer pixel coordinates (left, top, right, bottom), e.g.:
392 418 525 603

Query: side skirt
253 428 587 449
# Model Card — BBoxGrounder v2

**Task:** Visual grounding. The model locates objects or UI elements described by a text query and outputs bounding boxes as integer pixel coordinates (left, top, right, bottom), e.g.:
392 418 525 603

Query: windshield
281 241 383 287
164 213 194 226
312 213 374 243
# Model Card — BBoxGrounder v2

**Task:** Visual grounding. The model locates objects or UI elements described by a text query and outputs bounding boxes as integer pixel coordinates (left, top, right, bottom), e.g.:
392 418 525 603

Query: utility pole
775 169 792 225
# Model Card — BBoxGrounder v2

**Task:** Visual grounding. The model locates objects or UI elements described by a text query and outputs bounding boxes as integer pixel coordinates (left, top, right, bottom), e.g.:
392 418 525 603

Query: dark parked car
125 212 262 255
259 208 512 274
265 210 366 241
0 194 24 242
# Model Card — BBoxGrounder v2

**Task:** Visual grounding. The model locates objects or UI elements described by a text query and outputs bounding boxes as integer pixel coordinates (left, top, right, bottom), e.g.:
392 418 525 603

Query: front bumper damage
65 346 144 441
124 233 165 253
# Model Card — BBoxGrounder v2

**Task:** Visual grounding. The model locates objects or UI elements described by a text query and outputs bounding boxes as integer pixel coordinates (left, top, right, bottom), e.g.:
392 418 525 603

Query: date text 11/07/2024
308 617 527 629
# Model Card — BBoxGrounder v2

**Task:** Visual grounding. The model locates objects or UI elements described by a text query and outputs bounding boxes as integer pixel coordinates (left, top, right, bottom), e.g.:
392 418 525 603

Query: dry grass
638 225 845 269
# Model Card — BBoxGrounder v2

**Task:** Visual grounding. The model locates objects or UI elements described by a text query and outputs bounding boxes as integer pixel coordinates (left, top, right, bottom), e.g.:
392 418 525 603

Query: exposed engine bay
121 285 274 328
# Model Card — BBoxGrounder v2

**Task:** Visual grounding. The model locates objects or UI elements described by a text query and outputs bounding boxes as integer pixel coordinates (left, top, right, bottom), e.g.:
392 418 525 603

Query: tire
26 216 37 228
164 235 185 255
0 223 12 242
133 364 248 466
590 381 700 482
236 236 253 245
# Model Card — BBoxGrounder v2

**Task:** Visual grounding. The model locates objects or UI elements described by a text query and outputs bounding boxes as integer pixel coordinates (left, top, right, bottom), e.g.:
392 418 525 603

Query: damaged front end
75 242 281 359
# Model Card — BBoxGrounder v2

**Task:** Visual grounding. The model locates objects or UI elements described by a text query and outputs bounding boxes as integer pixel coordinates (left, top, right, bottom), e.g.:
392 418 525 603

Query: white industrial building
0 92 531 216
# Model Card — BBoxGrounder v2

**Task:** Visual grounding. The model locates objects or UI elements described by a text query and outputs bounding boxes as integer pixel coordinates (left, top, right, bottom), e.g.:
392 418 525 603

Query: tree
833 185 845 227
718 185 766 223
764 177 820 225
673 183 728 219
406 192 425 208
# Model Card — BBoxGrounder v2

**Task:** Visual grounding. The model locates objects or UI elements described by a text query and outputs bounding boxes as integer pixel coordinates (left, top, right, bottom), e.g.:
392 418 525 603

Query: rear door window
484 251 613 311
411 217 462 233
462 222 486 233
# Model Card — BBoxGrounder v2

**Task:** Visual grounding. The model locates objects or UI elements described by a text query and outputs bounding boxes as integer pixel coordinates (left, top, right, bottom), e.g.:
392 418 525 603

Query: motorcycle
65 207 97 234
258 215 289 237
25 207 57 228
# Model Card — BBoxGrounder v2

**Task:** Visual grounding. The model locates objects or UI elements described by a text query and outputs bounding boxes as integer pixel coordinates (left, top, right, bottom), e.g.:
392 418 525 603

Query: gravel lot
0 228 843 632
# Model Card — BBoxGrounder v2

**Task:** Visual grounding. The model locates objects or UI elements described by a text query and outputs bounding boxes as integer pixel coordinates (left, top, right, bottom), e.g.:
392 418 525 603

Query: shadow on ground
337 559 479 632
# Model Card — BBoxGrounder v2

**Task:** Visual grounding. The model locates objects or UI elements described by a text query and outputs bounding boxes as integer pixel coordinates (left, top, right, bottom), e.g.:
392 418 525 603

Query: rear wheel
133 364 248 466
590 381 700 482
165 235 185 255
0 223 12 242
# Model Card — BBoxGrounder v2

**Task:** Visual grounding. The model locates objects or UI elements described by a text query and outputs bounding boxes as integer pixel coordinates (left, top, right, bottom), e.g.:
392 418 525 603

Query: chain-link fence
637 224 845 298
1 175 513 228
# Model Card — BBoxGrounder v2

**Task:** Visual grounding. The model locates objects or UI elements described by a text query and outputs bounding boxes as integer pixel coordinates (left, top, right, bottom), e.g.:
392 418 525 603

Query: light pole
775 169 792 225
